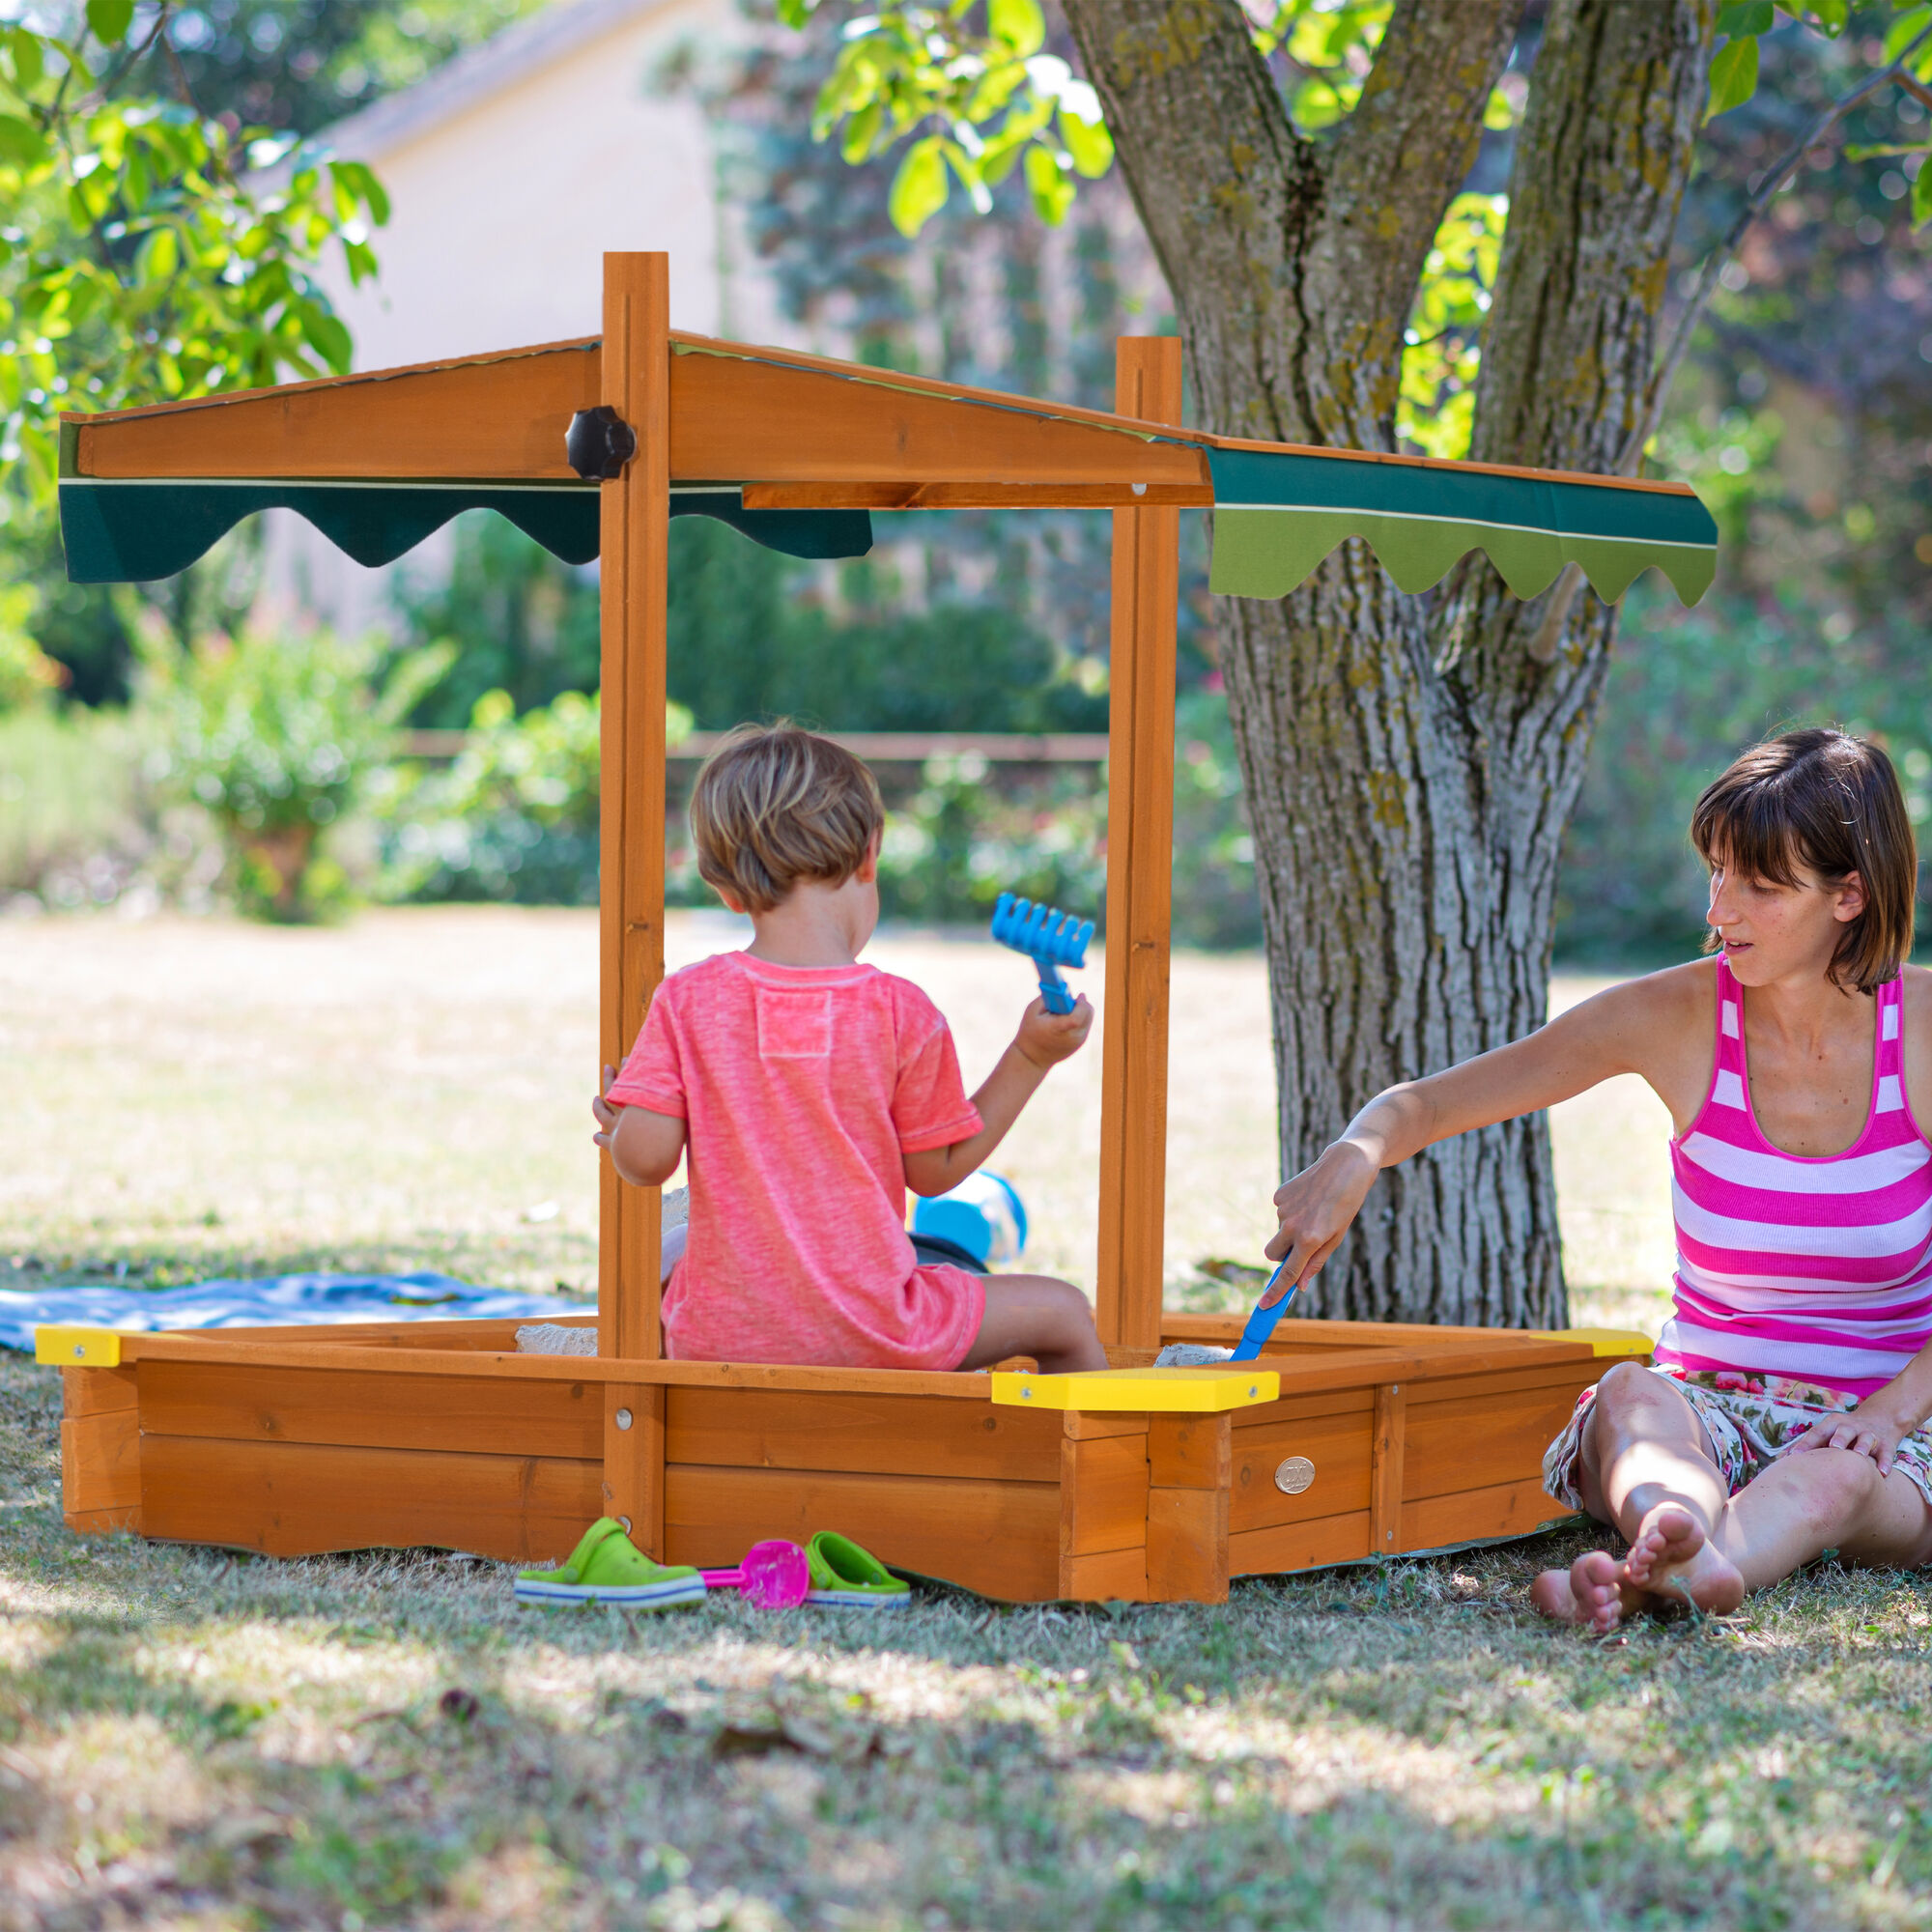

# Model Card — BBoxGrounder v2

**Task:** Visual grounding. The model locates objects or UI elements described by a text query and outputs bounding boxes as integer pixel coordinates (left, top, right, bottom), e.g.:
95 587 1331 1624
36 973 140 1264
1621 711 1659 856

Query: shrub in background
1558 583 1932 964
377 688 692 905
872 754 1108 927
145 626 448 922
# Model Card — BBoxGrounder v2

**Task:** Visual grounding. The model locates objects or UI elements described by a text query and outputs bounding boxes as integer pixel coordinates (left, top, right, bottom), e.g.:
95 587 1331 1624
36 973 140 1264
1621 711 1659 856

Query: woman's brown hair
1690 726 1918 993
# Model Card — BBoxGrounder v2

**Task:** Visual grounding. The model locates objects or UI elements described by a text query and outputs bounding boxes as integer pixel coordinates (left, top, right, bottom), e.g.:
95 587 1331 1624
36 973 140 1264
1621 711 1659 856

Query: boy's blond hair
691 723 885 914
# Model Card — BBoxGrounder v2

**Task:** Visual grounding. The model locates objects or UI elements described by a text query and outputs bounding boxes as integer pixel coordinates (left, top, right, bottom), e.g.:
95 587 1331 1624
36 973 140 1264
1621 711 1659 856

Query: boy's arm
593 1065 686 1187
903 997 1092 1197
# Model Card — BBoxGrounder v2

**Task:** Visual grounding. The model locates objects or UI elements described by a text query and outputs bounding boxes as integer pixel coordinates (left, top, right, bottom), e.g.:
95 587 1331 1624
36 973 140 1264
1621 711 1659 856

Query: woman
1265 727 1932 1630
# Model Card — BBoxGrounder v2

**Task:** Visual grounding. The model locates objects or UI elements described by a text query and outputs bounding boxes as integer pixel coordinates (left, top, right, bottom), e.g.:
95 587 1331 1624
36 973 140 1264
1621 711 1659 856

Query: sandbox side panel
61 1367 141 1535
664 1464 1061 1601
663 1387 1067 1600
140 1435 601 1563
666 1387 1063 1483
134 1363 603 1460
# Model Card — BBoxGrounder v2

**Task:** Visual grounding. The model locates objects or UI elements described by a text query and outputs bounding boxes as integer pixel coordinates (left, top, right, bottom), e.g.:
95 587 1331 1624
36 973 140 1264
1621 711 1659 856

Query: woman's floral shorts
1542 1366 1932 1515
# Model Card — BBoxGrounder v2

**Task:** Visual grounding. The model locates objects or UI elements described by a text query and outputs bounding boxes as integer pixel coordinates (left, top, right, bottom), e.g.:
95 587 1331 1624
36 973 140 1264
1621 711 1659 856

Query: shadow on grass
4 1514 1930 1929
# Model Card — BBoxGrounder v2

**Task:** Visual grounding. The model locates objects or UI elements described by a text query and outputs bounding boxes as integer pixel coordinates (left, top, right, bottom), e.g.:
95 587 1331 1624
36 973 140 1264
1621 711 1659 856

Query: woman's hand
1262 1141 1380 1301
1784 1401 1917 1477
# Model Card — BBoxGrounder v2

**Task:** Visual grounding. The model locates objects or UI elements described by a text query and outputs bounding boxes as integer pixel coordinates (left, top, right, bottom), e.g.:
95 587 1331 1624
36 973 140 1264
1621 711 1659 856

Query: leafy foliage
1705 4 1932 225
0 5 389 526
787 0 1113 234
145 623 445 919
160 0 546 136
374 685 646 907
1397 192 1506 460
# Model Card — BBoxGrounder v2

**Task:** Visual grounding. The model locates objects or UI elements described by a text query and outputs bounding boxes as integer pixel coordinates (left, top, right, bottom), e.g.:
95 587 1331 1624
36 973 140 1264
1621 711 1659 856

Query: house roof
314 0 688 161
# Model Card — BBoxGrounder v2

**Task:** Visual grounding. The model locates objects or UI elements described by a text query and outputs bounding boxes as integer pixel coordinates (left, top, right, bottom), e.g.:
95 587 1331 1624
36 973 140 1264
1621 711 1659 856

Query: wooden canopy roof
58 328 1718 605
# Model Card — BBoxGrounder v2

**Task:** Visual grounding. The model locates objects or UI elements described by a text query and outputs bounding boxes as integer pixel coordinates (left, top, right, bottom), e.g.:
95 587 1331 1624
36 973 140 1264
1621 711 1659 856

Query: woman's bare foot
1618 1504 1745 1617
1530 1550 1622 1632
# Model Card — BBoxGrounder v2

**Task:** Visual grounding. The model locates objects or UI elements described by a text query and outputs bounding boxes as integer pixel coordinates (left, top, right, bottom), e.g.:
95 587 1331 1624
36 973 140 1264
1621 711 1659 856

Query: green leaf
133 224 180 282
775 0 813 26
0 111 47 168
1805 0 1848 31
1715 1 1773 35
1914 158 1932 226
1058 106 1113 178
8 26 45 92
329 157 391 226
85 0 134 44
1024 142 1073 225
304 310 354 373
1705 33 1759 120
888 136 950 236
987 0 1045 57
1884 5 1932 61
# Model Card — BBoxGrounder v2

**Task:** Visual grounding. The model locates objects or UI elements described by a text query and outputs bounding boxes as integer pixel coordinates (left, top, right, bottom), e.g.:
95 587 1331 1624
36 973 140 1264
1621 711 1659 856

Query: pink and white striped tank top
1655 958 1932 1398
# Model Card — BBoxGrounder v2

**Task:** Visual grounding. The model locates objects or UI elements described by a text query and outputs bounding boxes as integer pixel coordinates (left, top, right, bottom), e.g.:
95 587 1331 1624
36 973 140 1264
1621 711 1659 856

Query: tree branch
1526 20 1932 666
1626 18 1932 474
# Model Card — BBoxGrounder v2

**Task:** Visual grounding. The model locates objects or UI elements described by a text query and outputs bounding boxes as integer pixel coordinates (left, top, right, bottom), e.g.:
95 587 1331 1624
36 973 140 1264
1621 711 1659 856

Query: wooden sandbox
42 249 1697 1602
52 1316 1646 1602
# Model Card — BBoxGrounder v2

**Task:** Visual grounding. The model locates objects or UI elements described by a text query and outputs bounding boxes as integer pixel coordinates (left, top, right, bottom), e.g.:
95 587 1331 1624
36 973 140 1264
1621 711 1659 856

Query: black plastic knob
565 406 638 480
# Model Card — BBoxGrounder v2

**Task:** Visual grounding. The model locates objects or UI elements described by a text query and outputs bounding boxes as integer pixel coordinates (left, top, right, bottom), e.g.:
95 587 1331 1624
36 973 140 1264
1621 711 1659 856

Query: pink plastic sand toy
700 1539 810 1607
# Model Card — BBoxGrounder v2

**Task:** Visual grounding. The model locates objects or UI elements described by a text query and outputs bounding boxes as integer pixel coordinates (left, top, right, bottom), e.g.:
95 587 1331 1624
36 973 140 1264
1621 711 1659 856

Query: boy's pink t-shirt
606 951 987 1370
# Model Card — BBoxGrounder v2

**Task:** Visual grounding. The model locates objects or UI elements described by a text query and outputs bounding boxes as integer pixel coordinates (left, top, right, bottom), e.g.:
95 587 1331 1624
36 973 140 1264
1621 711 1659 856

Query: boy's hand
591 1065 621 1152
1015 993 1093 1068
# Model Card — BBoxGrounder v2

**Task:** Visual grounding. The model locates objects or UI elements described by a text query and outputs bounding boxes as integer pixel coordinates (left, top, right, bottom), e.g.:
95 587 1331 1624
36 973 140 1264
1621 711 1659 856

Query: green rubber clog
515 1517 705 1610
805 1530 912 1609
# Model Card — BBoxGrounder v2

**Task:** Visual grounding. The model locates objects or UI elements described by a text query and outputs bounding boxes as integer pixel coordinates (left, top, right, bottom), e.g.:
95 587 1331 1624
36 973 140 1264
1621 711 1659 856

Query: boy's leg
955 1276 1109 1375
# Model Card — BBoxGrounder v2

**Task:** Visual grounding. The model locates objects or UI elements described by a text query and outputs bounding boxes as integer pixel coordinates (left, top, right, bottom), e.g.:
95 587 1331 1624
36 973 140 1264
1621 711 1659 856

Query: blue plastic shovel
989 892 1094 1015
1230 1259 1297 1362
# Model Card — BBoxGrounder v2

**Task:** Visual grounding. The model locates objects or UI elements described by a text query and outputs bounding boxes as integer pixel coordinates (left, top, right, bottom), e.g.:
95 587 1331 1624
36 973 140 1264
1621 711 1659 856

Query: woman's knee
1591 1358 1656 1416
1780 1444 1884 1527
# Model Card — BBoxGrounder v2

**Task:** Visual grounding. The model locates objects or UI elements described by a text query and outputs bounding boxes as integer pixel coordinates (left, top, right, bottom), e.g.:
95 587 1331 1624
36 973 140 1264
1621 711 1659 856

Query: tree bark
1063 0 1716 1323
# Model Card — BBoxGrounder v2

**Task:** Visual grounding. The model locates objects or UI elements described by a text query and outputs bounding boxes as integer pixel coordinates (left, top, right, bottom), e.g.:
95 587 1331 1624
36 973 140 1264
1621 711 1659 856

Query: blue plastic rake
989 892 1094 1015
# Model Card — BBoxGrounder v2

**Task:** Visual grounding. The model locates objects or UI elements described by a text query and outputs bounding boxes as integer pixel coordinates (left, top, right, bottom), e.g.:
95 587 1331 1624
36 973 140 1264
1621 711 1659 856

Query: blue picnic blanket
0 1272 590 1353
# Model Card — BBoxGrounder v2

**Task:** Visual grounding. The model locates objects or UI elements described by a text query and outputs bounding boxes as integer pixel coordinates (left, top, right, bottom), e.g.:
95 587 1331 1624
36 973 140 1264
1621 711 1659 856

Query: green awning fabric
1207 448 1717 605
57 479 872 584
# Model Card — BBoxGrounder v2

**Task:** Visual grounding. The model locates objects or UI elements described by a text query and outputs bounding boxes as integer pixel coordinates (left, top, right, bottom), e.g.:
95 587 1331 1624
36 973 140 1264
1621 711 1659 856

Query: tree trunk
1063 0 1716 1322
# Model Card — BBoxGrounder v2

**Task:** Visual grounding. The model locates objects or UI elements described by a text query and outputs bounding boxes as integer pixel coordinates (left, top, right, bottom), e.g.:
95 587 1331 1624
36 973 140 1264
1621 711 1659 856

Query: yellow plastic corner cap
33 1325 123 1368
1529 1326 1655 1358
990 1365 1279 1412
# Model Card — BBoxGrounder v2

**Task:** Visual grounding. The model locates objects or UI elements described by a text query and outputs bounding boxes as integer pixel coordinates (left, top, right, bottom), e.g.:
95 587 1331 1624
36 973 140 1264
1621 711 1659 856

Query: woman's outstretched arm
1262 967 1708 1301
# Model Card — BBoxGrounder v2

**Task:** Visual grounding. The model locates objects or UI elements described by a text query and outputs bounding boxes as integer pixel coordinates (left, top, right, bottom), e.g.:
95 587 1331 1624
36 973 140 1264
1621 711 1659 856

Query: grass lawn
2 909 1928 1929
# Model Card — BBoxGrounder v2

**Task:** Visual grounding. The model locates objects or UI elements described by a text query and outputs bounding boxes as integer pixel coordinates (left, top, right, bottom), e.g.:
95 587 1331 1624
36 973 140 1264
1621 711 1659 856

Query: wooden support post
597 251 671 1555
1057 1410 1150 1601
1094 337 1182 1352
1369 1381 1407 1556
1146 1410 1230 1603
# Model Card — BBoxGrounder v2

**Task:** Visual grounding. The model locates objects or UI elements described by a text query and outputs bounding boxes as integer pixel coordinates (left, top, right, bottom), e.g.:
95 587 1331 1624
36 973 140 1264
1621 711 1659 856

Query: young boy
592 722 1109 1375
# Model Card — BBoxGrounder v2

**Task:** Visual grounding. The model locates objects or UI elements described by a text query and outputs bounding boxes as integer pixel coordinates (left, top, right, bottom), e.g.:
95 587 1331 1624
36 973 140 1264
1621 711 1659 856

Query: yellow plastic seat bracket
1527 1327 1654 1359
34 1325 124 1368
990 1365 1279 1412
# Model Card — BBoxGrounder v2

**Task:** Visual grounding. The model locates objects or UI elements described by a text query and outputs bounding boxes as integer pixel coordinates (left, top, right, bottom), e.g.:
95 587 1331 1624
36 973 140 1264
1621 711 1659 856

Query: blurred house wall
265 0 780 637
